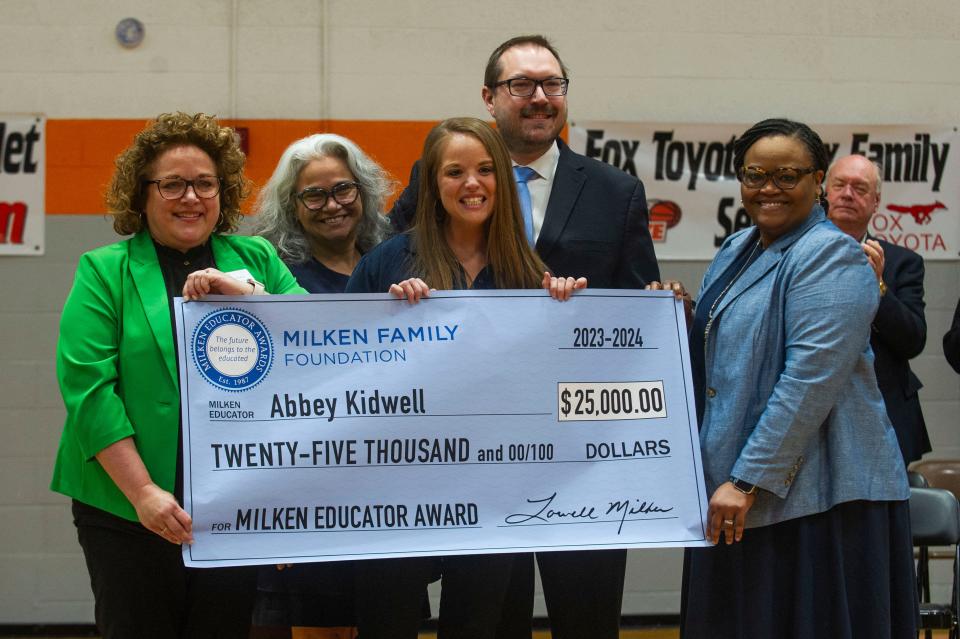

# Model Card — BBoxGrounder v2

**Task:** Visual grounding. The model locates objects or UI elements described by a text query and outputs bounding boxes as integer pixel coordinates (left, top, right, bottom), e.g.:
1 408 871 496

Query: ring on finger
722 519 734 526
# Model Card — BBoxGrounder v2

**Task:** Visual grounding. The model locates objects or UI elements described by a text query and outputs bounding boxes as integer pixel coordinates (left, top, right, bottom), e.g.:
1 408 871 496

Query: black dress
681 500 917 639
252 256 355 629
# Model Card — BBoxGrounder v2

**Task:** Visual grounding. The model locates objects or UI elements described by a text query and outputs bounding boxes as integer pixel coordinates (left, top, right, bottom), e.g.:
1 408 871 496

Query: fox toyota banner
569 123 958 260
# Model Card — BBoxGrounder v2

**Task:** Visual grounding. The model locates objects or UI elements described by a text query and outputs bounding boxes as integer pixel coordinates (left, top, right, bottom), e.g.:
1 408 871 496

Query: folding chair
913 461 960 499
909 487 960 639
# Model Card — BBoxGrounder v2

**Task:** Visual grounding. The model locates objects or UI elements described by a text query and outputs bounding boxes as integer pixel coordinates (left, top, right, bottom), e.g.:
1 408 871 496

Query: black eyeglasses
296 182 361 211
143 176 222 200
737 166 816 190
492 77 569 97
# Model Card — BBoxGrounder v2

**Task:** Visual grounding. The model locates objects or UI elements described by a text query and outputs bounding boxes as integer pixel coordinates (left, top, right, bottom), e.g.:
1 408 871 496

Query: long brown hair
411 117 546 290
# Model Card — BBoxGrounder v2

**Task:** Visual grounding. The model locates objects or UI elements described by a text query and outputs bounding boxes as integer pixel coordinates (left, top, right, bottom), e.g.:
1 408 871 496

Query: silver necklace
703 239 762 344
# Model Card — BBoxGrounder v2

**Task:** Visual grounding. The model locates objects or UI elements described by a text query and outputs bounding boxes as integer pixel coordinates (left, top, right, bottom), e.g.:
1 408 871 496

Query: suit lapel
129 232 178 386
698 231 752 302
711 208 825 318
710 246 781 318
536 142 585 256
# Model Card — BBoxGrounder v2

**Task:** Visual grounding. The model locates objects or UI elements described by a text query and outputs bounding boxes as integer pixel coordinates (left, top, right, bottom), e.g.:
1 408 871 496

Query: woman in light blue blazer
673 119 916 638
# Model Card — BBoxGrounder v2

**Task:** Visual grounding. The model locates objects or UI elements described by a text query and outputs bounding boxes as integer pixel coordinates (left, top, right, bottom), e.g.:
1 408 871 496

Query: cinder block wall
1 0 958 623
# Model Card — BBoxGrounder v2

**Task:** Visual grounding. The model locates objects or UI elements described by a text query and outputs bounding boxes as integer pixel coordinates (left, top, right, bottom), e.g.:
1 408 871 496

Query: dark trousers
538 549 626 639
438 553 519 639
494 549 626 639
354 553 521 639
73 501 257 639
354 557 436 638
491 553 534 639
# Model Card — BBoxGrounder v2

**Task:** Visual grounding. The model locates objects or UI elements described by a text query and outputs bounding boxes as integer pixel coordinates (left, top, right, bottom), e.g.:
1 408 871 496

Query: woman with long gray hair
249 133 393 638
251 133 392 294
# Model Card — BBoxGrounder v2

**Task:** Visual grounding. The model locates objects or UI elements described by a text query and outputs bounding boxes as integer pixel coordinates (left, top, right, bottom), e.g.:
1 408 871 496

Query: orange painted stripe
46 119 440 215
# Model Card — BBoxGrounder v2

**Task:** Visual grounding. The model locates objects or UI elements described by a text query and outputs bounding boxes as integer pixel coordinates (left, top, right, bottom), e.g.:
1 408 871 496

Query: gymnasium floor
4 626 951 638
3 631 951 638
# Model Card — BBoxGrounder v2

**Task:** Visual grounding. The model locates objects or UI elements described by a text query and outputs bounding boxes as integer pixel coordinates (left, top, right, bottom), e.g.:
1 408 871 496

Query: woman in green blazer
51 112 304 639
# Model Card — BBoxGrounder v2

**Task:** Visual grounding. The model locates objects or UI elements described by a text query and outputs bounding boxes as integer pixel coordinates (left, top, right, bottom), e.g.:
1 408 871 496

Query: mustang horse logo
885 201 947 225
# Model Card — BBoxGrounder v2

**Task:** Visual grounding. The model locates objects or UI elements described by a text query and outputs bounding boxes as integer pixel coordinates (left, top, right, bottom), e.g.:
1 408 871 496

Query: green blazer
51 231 305 521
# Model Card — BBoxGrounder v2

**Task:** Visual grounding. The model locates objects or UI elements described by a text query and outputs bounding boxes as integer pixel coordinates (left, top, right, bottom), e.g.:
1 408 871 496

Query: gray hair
251 133 393 263
827 155 883 199
869 159 883 198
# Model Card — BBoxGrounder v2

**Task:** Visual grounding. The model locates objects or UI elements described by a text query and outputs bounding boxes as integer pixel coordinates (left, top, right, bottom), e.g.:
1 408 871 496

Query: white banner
0 115 44 255
175 290 710 567
569 122 959 260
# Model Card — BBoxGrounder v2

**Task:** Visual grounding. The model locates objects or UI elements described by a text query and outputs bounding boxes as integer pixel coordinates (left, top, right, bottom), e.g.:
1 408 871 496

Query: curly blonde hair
106 112 249 236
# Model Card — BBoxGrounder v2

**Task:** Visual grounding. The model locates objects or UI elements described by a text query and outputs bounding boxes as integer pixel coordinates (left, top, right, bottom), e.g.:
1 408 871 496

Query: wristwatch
729 476 757 495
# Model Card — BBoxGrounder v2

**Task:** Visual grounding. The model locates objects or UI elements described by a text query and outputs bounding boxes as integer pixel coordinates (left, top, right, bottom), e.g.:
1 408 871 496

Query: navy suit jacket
870 237 931 464
945 298 960 374
388 139 660 288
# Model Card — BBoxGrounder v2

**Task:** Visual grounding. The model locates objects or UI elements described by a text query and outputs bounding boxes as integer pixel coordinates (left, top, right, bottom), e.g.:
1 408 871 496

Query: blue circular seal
191 308 273 392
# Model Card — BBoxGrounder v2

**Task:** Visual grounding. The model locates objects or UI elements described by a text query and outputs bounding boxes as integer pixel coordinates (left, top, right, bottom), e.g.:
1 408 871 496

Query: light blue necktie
513 166 538 246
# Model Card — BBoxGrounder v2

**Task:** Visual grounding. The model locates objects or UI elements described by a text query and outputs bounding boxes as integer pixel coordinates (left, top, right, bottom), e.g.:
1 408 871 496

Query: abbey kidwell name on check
267 388 427 421
174 290 710 567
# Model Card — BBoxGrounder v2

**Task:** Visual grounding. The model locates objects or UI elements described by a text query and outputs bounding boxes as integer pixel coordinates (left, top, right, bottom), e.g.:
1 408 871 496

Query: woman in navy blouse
346 117 584 638
250 134 393 638
253 133 392 295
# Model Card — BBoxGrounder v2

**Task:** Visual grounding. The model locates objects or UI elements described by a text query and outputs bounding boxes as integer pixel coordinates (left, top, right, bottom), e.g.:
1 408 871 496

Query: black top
286 256 351 294
345 233 495 293
154 240 217 302
154 239 217 503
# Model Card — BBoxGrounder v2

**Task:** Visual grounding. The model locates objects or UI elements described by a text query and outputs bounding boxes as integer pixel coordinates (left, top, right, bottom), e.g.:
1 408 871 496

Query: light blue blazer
697 206 908 528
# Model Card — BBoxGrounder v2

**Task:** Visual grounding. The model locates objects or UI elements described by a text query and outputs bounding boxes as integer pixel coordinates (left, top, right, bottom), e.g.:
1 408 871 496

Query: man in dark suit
390 34 660 639
826 154 931 465
389 35 659 289
946 299 960 373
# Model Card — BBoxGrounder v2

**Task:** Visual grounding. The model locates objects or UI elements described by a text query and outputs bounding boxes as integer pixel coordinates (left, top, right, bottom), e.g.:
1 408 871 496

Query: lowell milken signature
505 491 674 534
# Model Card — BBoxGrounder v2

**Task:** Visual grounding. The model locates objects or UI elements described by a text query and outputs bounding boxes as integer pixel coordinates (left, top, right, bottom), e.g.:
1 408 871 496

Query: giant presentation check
174 290 710 567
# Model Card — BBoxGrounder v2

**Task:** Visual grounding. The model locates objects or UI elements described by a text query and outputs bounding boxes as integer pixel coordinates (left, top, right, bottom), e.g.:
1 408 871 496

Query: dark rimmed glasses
493 77 569 97
143 176 222 200
737 166 816 190
296 182 361 211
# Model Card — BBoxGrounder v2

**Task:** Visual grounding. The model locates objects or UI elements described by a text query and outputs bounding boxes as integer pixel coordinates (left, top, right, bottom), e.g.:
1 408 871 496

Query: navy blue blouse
286 256 351 294
345 232 495 293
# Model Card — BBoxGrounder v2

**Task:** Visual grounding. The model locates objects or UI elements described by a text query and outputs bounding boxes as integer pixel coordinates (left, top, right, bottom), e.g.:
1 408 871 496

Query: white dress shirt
514 141 560 242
